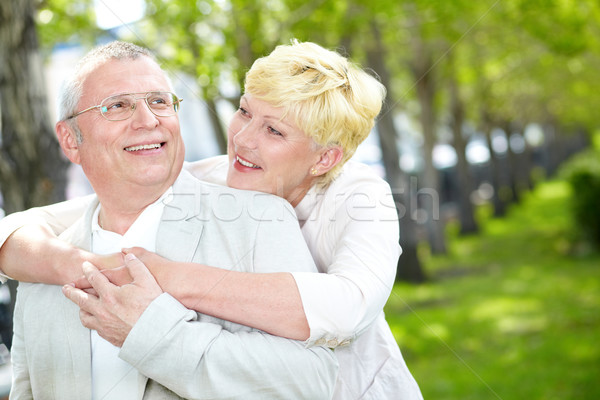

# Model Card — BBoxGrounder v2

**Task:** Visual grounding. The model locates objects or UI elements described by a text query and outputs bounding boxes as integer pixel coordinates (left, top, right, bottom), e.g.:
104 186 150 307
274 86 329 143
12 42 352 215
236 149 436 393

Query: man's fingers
124 253 157 285
82 261 113 296
62 284 99 314
83 288 98 296
79 309 97 330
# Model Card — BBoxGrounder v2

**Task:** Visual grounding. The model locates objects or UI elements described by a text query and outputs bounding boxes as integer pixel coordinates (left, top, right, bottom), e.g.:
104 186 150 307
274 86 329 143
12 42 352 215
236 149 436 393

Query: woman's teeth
237 156 260 168
125 143 161 152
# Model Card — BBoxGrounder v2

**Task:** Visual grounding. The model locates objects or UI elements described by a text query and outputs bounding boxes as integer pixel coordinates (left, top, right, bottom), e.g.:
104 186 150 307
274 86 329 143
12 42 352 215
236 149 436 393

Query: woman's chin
227 172 257 191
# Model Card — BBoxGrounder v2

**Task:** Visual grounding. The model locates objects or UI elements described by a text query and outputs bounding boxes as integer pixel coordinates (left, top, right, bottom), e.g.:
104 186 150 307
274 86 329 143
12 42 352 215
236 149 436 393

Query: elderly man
7 41 337 399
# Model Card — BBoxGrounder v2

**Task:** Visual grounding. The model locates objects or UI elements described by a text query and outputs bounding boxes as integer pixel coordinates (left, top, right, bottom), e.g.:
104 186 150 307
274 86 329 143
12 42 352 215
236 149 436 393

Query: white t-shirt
89 189 171 399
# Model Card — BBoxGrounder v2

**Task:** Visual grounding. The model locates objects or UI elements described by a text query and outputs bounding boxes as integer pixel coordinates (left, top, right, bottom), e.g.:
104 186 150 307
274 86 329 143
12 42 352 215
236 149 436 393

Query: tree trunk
368 21 425 283
501 121 520 204
189 39 228 155
411 35 446 254
541 120 561 177
519 134 536 191
0 0 69 349
0 0 68 213
205 97 228 154
448 55 478 235
481 111 507 217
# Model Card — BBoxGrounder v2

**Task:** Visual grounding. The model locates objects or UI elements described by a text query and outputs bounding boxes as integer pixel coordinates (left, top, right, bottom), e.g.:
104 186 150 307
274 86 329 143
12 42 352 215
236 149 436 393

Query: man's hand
62 253 163 347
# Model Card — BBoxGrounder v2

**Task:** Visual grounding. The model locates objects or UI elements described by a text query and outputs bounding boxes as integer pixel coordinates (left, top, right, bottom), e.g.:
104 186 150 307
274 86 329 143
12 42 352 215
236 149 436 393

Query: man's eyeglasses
65 91 183 121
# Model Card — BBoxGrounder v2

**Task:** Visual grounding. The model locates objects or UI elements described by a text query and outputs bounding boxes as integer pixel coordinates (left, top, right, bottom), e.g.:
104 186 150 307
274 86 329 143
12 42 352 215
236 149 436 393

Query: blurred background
1 0 599 398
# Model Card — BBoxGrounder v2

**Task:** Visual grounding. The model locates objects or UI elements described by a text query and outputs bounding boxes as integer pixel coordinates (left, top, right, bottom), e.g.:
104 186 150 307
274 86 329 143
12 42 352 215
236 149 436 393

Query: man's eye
149 96 168 105
107 101 127 110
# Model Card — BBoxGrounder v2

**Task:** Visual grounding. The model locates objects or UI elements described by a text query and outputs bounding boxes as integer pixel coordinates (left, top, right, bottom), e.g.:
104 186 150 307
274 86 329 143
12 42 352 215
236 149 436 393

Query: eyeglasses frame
65 91 183 121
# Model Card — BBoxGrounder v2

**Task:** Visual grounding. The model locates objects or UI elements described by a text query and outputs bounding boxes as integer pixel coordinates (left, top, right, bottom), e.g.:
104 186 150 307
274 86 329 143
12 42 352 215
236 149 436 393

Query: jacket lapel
56 186 205 399
156 171 205 263
140 172 205 397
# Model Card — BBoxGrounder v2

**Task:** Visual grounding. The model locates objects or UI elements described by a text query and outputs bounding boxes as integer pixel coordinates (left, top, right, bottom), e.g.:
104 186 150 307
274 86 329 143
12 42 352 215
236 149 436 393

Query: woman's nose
233 120 259 149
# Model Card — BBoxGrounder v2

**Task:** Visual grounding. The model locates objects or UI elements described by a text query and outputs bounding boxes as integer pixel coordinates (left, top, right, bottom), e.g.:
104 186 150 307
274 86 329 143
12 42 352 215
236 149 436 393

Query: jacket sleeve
9 285 33 399
120 293 337 400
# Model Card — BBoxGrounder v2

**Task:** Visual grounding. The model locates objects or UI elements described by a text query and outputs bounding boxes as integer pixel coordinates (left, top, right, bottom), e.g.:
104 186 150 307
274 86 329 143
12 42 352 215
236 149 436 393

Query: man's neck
96 190 168 235
97 207 144 235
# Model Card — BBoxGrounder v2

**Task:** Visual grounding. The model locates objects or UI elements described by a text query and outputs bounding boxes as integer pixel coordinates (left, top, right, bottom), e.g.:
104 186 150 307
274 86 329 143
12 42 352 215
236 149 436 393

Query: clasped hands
62 250 163 347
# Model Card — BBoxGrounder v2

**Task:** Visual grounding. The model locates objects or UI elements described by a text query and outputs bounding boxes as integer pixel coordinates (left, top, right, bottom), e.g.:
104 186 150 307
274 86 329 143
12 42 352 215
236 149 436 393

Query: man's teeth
125 143 161 151
237 156 260 168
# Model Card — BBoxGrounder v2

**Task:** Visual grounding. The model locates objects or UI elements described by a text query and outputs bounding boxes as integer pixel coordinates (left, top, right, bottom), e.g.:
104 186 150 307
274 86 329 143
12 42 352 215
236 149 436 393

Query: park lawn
385 180 600 400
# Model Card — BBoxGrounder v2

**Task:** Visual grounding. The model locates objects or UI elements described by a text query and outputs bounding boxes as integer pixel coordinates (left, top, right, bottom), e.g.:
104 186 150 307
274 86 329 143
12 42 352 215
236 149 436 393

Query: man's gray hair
58 41 163 141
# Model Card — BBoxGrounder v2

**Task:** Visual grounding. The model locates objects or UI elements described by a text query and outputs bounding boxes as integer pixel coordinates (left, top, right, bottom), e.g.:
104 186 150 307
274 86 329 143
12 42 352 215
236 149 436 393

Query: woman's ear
55 121 81 165
312 146 343 176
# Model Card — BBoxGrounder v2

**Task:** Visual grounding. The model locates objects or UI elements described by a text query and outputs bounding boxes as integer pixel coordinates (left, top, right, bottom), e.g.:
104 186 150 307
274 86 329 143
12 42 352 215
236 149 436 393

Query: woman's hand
87 251 125 271
122 246 173 274
73 247 172 290
73 252 129 289
73 265 133 289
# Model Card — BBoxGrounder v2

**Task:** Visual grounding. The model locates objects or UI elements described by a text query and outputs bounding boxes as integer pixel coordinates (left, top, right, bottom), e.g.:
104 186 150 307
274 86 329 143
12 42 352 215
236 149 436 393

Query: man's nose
130 98 159 129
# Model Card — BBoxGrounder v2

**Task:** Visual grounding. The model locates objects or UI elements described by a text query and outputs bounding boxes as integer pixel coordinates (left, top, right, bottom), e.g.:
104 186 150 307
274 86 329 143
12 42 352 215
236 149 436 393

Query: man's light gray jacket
10 170 338 399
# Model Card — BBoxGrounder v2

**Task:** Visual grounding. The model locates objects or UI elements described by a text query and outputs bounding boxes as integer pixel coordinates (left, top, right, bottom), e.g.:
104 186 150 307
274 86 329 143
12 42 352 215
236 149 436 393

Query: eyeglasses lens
100 92 179 121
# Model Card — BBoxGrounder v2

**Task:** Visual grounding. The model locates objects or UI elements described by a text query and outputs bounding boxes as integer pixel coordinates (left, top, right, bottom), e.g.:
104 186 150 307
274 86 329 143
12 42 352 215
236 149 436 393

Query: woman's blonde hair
244 40 386 185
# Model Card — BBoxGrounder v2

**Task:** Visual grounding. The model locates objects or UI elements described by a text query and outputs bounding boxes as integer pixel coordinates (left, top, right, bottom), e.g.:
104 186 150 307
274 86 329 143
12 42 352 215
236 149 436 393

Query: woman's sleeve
292 177 401 347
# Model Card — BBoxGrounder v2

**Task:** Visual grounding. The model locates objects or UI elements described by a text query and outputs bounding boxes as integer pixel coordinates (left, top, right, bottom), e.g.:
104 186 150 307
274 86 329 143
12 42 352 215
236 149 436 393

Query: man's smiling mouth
125 143 163 152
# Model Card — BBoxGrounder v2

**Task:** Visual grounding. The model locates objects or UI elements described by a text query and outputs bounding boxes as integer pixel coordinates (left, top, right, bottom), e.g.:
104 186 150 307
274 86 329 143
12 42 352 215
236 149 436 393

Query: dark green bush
560 149 600 248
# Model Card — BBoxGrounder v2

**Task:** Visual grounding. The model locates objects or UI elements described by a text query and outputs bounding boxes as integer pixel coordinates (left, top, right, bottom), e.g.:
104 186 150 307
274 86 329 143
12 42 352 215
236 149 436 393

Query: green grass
385 180 600 400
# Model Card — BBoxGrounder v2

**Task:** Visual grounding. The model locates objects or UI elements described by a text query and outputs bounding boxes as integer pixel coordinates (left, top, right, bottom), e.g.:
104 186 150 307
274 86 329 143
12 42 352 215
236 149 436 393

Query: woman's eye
238 107 250 117
268 126 283 136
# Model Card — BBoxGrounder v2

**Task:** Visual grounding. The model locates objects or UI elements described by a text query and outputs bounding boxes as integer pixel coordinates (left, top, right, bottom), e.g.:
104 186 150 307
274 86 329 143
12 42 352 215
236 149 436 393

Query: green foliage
141 0 232 98
514 0 591 55
559 141 600 248
386 180 600 399
36 0 101 52
32 0 600 133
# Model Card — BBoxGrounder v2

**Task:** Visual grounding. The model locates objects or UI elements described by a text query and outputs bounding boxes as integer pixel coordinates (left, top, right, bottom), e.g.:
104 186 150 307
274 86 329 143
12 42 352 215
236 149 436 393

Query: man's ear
55 121 81 165
313 146 343 176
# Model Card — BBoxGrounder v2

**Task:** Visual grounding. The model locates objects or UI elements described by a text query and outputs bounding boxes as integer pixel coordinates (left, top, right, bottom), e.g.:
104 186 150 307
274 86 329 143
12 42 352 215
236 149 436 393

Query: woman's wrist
53 242 91 284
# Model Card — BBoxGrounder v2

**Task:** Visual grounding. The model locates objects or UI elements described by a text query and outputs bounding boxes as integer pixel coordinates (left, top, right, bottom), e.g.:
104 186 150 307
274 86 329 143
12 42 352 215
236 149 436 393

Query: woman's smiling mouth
236 155 261 169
